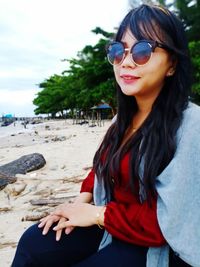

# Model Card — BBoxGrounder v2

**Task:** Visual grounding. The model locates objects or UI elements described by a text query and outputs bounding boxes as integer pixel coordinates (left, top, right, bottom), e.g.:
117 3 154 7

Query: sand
0 119 111 266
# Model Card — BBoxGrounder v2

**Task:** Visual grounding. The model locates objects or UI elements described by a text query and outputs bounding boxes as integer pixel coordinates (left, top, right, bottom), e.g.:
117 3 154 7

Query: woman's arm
80 168 95 193
73 192 93 204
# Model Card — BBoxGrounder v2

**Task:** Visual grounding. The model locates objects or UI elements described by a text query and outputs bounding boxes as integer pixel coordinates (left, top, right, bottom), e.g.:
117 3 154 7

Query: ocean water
0 121 34 137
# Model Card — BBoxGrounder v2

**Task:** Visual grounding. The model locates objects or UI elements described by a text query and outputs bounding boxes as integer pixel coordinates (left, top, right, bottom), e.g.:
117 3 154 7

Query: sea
0 121 34 138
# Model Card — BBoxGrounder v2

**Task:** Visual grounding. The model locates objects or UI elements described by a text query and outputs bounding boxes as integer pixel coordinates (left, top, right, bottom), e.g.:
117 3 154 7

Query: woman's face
114 29 174 103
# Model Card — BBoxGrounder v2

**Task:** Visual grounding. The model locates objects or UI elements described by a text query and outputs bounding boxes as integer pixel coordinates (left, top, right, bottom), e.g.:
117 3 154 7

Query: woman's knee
17 224 43 252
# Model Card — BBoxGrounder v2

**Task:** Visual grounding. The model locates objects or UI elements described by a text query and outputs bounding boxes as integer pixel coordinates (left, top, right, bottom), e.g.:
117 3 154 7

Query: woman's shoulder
178 102 200 140
187 101 200 114
183 101 200 126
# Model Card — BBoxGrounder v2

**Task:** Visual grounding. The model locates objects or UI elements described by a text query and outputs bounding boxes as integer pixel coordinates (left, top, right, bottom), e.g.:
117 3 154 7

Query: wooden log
30 195 78 206
0 153 46 176
0 172 17 190
0 206 12 212
22 212 49 222
0 242 17 249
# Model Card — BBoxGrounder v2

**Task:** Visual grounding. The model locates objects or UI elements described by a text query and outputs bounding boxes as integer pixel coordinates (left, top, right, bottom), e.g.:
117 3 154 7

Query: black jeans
11 224 148 267
11 223 191 267
169 248 192 267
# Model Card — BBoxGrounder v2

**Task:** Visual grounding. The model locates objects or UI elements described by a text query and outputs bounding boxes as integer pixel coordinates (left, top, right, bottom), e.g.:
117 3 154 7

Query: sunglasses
106 40 170 66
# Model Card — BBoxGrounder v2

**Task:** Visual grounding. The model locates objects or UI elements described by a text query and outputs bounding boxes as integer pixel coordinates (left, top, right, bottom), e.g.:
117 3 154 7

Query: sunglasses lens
107 43 124 65
132 41 152 65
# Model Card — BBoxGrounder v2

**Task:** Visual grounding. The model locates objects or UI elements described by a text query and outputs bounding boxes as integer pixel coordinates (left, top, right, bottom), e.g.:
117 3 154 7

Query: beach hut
90 103 112 126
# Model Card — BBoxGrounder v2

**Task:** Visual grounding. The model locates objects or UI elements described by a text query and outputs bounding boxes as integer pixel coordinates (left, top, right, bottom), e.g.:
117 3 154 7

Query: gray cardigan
94 102 200 267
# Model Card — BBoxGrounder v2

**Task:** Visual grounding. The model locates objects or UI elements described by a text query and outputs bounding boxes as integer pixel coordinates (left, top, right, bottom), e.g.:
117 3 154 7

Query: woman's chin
121 87 140 97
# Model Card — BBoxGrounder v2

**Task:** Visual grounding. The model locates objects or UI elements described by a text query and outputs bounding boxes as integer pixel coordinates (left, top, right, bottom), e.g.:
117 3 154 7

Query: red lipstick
120 74 140 84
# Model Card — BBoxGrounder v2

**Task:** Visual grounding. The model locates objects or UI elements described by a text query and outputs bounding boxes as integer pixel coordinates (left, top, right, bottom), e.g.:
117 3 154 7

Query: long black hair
93 4 191 200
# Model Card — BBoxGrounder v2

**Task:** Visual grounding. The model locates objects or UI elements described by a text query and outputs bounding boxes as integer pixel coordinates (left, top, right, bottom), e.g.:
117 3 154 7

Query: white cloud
0 89 37 117
0 89 36 105
0 0 129 116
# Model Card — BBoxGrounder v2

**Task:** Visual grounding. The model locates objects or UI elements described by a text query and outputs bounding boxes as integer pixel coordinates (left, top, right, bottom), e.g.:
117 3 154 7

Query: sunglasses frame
107 40 170 66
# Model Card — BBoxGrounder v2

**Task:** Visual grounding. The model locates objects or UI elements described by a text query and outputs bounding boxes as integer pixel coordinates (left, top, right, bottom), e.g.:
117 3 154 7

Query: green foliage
189 41 200 100
33 28 115 117
33 75 69 117
173 0 200 41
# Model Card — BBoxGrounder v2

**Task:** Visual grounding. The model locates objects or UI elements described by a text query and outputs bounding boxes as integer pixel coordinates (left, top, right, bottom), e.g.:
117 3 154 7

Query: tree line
33 0 200 117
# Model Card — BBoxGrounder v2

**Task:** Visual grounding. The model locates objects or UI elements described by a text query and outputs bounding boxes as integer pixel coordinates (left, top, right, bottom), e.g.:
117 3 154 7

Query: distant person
23 120 27 129
12 4 199 267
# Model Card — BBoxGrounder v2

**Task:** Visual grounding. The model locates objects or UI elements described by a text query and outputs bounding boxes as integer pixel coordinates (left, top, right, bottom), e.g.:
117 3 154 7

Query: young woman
12 4 200 267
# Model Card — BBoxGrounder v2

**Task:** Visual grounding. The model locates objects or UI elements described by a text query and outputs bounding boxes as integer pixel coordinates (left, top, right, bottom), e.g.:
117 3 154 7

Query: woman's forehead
121 28 137 43
120 23 167 45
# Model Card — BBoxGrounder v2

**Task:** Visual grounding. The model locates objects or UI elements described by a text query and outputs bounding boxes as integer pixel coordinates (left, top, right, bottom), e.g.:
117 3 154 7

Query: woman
12 4 200 267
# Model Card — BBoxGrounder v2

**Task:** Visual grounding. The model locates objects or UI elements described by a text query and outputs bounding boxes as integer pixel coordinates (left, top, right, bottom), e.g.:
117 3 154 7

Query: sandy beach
0 119 111 266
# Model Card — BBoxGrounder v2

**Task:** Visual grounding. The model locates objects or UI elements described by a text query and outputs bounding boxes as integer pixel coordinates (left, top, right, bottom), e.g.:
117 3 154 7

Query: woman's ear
166 68 176 76
166 55 177 77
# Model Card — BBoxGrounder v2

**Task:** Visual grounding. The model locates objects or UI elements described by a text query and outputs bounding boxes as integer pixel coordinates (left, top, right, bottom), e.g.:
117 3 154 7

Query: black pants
11 224 148 267
169 248 192 267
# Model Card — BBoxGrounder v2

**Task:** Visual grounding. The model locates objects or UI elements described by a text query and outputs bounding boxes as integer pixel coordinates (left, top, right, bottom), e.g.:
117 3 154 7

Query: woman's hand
37 192 93 240
52 203 104 231
38 213 74 241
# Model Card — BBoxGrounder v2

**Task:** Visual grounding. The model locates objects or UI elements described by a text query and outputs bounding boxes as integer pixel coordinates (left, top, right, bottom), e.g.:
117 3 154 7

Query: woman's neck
120 98 154 147
136 97 153 115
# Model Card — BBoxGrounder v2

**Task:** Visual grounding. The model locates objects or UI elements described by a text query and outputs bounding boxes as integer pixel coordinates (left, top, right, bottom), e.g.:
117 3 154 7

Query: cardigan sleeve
104 196 166 247
80 169 95 193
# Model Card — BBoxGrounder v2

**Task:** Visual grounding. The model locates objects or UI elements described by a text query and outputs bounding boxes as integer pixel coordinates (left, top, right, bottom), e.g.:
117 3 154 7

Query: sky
0 0 129 117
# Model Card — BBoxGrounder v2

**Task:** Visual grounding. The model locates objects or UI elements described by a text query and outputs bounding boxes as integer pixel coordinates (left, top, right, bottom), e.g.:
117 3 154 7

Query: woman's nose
121 50 136 68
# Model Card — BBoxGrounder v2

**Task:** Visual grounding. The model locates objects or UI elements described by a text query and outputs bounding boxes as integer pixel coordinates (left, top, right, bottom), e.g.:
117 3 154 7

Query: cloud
0 89 37 117
0 0 128 116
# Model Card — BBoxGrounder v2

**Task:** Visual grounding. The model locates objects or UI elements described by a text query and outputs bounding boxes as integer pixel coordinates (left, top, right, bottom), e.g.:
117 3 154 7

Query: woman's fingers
38 217 49 228
55 217 66 241
53 220 72 231
65 226 74 235
38 215 61 235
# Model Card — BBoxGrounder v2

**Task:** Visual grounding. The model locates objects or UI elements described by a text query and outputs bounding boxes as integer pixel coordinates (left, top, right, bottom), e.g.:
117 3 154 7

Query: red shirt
80 153 166 247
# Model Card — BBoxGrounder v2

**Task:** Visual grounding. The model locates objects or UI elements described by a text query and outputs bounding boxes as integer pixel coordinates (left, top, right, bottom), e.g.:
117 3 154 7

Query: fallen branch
0 153 46 176
0 153 46 191
30 195 78 206
22 212 49 221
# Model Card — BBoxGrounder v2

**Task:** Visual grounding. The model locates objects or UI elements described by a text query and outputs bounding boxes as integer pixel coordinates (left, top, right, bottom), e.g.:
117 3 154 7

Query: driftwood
30 195 78 206
22 212 49 222
0 206 12 212
0 172 17 190
0 153 46 190
0 153 46 176
0 242 17 249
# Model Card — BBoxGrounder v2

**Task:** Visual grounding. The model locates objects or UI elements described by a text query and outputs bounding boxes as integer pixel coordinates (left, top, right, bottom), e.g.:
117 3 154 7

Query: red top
80 153 166 247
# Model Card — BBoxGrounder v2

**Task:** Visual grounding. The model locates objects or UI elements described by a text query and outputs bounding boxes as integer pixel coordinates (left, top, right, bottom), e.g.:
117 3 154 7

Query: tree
34 75 67 117
173 0 200 41
33 27 116 117
189 41 200 103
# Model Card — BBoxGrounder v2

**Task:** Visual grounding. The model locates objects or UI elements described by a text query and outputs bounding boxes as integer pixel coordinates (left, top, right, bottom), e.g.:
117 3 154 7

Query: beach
0 119 111 266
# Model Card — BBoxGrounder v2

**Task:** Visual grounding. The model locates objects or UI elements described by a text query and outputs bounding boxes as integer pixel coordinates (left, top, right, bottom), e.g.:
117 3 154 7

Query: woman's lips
120 74 140 84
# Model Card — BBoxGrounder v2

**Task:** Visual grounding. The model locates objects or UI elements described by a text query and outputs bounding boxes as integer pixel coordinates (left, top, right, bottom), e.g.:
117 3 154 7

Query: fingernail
42 231 46 235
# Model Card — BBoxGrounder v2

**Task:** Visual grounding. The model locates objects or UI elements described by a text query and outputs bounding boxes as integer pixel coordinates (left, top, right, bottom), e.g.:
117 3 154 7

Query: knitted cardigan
94 102 200 267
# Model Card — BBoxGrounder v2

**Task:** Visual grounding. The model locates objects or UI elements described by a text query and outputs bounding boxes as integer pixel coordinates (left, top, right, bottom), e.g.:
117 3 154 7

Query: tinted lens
132 41 152 65
107 43 124 65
